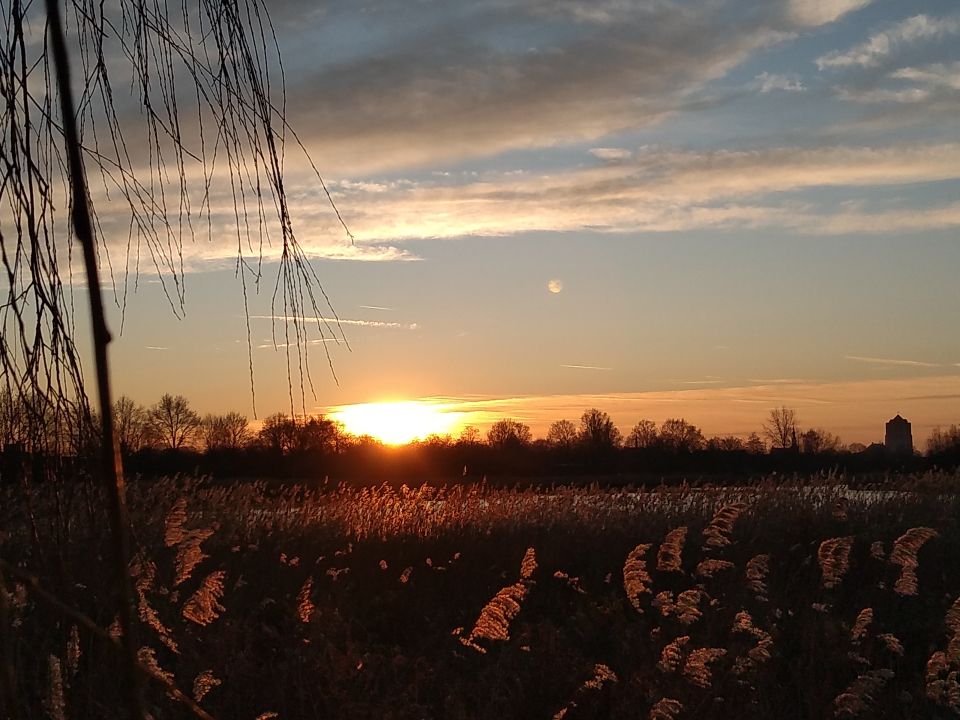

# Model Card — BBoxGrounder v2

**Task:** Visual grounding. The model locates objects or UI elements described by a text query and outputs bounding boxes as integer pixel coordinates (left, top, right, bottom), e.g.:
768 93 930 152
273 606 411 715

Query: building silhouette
884 414 913 457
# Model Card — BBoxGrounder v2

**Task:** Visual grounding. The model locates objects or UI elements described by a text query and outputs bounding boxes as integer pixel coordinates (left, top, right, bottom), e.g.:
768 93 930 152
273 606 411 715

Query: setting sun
330 401 463 445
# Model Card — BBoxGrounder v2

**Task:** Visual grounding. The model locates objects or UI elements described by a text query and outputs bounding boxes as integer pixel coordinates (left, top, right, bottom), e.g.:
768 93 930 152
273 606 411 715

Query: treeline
2 393 959 483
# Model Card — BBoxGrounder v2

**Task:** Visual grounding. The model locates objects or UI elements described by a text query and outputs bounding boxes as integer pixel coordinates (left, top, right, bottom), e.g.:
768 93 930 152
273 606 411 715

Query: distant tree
487 419 532 449
800 428 842 454
846 442 867 454
457 425 482 445
579 409 622 451
927 425 960 456
299 416 348 453
149 394 202 450
659 418 705 453
419 433 454 449
201 412 251 451
546 419 579 449
763 406 799 449
625 419 658 449
707 435 745 452
745 433 766 454
0 389 28 448
258 413 298 453
114 396 149 453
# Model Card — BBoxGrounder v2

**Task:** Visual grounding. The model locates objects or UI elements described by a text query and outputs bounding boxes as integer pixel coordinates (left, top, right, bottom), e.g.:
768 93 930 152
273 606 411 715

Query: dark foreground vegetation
2 471 960 719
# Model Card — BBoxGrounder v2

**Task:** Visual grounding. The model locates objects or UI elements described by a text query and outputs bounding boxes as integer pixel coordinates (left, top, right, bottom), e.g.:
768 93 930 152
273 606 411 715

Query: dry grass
1 471 959 718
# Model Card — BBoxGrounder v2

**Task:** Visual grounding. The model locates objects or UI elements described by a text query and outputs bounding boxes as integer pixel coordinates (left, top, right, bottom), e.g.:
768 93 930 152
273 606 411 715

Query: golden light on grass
330 400 463 445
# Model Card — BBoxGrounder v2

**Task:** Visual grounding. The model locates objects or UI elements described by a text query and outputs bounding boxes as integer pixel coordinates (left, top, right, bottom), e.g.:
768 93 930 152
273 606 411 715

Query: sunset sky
91 0 960 445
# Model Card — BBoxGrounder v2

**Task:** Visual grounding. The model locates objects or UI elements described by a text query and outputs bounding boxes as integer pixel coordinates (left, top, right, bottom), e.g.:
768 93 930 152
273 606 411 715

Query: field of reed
2 471 959 719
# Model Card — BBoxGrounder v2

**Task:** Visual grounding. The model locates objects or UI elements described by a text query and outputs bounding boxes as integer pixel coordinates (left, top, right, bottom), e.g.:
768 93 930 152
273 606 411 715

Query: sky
83 0 960 445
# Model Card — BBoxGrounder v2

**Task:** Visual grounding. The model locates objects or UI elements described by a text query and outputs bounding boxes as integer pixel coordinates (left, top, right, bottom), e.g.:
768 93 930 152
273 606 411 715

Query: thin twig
0 560 216 720
44 1 145 718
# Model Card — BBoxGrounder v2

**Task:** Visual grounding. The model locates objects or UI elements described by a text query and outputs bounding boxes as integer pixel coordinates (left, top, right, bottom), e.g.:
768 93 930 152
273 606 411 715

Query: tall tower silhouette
884 414 913 457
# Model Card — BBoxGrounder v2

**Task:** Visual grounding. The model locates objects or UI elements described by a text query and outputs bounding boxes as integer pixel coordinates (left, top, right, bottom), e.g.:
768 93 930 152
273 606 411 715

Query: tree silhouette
764 406 799 450
659 418 705 453
487 419 533 449
201 412 251 451
579 409 622 452
149 395 202 450
1 0 351 453
546 419 579 449
114 397 150 453
626 419 658 449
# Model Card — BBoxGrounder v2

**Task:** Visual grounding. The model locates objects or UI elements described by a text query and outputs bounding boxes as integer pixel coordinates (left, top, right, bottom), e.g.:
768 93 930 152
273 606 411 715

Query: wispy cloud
386 376 960 442
816 15 960 70
358 305 394 311
278 1 800 175
144 346 168 351
256 338 342 350
589 147 633 161
752 72 805 93
250 315 419 330
845 354 941 368
788 0 873 27
327 143 960 241
305 244 420 262
891 62 960 91
560 364 613 371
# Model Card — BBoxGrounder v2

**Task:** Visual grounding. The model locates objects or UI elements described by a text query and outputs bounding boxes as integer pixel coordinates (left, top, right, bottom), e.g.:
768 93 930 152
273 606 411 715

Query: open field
2 471 960 719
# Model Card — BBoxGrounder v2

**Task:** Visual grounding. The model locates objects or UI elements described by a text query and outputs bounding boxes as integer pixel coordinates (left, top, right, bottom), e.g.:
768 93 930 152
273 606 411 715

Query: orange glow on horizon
330 401 464 445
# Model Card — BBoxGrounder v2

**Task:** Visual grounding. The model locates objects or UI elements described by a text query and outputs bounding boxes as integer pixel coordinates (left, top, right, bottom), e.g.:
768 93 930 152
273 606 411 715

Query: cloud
358 305 394 311
845 354 941 368
144 346 168 351
326 143 960 241
788 0 873 27
589 147 633 161
560 364 613 371
816 15 960 70
385 376 960 443
280 1 798 174
305 244 421 262
752 72 806 93
891 62 960 91
250 315 419 330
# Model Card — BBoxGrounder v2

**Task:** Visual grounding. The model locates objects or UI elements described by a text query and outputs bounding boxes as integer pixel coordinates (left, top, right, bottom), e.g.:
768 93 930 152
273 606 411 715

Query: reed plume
889 527 938 596
649 698 683 720
552 664 618 719
658 636 690 673
137 646 174 685
877 633 903 656
818 537 853 589
182 571 226 626
703 503 747 550
833 669 893 717
174 529 215 587
657 527 687 573
696 559 735 578
297 576 315 623
43 655 65 720
164 498 189 547
682 647 727 688
746 554 770 601
623 543 653 612
675 590 703 625
460 582 528 653
520 547 538 580
732 610 773 670
66 625 80 677
851 608 873 643
192 670 221 702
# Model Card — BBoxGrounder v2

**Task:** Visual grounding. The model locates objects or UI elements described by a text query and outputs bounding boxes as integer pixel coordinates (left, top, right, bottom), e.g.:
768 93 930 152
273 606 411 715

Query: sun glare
331 401 461 445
